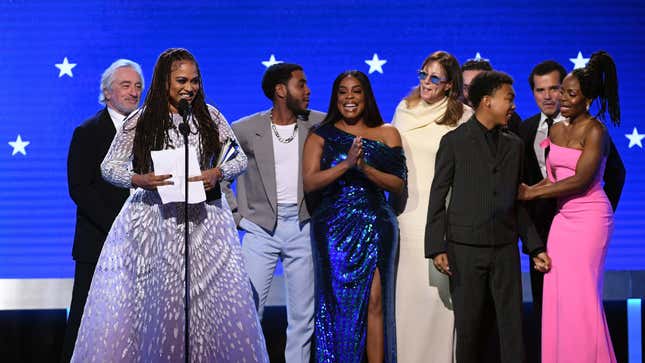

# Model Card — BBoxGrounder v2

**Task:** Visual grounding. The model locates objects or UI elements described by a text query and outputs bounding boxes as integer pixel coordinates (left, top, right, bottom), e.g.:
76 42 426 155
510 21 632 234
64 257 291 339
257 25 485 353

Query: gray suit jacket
222 109 325 233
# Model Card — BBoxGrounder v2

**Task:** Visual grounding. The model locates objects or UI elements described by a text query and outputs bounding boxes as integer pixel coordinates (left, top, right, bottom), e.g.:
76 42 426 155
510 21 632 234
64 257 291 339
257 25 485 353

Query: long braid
573 50 621 126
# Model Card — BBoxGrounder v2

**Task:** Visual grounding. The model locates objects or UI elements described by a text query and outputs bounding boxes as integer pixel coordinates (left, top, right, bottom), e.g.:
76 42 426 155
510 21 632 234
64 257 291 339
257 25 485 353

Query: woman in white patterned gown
391 50 472 363
71 48 268 362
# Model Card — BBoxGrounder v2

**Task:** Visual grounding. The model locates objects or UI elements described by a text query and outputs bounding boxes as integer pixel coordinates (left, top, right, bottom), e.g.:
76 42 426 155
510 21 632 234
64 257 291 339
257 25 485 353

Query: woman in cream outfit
391 51 472 363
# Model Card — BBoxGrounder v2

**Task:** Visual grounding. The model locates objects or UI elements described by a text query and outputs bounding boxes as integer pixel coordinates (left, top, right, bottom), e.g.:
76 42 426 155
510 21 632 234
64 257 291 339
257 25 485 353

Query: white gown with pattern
71 105 269 363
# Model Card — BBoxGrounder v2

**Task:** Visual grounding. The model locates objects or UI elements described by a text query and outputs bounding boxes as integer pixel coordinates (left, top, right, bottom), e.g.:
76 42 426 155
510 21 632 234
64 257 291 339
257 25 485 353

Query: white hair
98 59 144 105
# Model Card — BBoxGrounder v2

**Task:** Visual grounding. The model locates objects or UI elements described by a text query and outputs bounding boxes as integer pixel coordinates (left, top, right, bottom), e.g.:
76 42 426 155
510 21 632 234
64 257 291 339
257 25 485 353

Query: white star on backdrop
8 134 30 156
569 51 589 69
261 54 283 68
55 57 77 78
365 53 387 74
625 127 645 148
470 52 490 62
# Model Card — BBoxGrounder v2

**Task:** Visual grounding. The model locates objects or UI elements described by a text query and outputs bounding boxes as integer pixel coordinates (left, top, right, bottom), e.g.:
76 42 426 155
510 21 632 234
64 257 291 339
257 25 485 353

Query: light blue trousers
240 204 314 363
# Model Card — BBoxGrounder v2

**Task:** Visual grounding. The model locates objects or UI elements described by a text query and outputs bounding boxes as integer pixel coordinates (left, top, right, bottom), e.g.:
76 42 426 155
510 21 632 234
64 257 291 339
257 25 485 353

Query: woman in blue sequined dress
303 70 407 363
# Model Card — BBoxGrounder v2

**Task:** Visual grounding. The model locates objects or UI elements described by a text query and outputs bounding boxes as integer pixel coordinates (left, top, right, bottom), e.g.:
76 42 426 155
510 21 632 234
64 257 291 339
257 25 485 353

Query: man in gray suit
222 63 324 363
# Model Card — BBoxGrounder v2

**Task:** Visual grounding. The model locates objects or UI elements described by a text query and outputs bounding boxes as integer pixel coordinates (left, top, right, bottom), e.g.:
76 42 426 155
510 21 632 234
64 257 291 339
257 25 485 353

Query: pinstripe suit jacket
425 116 543 258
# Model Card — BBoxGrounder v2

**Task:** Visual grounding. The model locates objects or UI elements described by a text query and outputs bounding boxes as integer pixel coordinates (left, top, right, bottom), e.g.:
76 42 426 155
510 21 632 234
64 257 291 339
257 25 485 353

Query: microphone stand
177 104 191 363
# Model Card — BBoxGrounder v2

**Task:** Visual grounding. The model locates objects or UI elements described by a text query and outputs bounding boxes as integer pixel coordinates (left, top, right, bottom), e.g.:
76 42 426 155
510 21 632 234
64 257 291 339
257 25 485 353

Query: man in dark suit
61 59 143 363
462 58 522 135
426 71 551 363
519 60 625 334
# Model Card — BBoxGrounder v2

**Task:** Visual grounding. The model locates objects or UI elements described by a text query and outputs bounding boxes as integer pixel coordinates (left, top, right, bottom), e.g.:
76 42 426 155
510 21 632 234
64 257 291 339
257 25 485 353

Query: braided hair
572 50 620 126
131 48 220 173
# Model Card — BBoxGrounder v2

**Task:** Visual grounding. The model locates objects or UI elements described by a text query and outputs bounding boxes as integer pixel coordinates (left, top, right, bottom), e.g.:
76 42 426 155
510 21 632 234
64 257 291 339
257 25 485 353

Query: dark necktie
544 117 554 160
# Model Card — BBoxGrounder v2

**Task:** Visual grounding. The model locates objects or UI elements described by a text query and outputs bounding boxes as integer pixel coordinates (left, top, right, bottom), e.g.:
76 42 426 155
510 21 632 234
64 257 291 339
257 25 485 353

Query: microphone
177 99 191 136
178 98 191 119
176 98 193 363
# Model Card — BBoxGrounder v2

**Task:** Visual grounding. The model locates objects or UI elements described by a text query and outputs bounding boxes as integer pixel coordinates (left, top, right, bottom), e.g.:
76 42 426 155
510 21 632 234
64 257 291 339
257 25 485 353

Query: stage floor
0 301 642 363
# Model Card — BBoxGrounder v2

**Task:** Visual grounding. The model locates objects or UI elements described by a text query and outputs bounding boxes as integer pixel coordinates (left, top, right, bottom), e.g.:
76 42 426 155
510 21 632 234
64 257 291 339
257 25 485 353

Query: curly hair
468 71 514 109
261 63 303 101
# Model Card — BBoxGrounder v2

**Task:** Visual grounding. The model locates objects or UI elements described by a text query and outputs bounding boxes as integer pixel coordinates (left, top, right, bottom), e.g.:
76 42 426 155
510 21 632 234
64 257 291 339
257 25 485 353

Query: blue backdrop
1 0 643 278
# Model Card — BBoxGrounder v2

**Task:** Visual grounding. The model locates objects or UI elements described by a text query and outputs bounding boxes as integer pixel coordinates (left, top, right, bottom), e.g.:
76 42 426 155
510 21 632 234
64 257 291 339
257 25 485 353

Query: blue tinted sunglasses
417 70 448 84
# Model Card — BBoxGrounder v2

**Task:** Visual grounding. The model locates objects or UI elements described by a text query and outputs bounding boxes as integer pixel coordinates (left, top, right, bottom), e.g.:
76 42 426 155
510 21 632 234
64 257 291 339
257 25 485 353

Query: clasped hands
518 178 553 201
517 183 534 201
433 251 552 276
346 136 365 169
132 167 222 191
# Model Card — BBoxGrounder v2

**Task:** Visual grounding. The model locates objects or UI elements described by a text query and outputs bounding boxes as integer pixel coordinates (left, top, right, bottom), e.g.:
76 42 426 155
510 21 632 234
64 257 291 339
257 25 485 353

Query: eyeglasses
417 70 448 85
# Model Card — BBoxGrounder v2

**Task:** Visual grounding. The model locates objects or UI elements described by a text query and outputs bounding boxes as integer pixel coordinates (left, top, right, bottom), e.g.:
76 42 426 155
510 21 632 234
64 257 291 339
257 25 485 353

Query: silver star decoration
9 134 30 156
55 57 77 78
625 127 645 148
569 51 589 70
365 53 387 74
261 54 283 68
469 52 490 63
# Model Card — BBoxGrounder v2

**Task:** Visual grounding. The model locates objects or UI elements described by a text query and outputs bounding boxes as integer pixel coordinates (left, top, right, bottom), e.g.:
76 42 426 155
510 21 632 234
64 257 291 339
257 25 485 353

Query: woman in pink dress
518 50 620 363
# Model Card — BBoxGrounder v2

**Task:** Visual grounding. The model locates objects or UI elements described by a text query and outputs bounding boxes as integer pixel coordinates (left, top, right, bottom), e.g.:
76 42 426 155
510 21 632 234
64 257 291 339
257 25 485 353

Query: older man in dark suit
426 71 551 363
61 59 143 363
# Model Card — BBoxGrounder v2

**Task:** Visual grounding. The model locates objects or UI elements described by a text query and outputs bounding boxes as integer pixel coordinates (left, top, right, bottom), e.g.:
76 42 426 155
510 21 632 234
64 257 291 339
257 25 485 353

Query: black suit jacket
505 110 522 136
425 116 543 258
518 113 626 240
67 108 129 263
518 114 558 241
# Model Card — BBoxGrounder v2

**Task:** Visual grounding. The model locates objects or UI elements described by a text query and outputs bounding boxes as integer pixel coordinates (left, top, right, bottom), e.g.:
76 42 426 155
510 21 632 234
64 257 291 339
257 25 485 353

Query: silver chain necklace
270 110 298 144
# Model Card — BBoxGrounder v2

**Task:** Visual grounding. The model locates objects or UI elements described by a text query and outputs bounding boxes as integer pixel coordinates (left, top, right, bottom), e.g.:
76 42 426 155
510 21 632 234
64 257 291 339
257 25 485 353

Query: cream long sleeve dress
392 97 472 363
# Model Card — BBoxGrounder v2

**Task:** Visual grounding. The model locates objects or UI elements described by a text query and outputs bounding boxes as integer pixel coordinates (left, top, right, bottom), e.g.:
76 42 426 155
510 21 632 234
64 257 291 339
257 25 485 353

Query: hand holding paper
131 172 174 191
188 167 222 191
150 146 206 204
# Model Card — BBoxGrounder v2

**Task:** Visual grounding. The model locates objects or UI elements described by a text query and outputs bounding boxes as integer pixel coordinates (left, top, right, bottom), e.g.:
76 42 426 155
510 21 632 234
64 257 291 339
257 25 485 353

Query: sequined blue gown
311 123 406 363
71 105 269 363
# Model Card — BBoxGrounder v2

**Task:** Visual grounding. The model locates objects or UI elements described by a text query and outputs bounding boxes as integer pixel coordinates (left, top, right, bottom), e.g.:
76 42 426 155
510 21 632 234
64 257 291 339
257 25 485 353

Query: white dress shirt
534 112 566 178
106 106 128 132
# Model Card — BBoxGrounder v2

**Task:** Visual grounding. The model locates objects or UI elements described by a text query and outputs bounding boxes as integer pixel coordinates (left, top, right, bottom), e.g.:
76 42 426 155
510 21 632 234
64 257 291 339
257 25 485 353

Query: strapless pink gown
540 139 616 363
